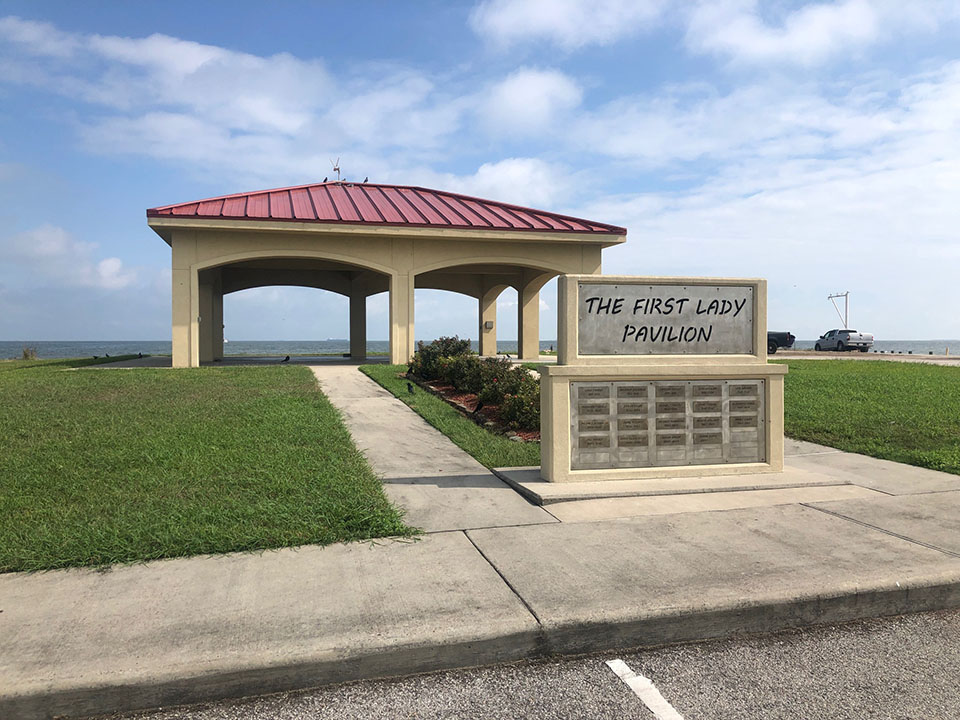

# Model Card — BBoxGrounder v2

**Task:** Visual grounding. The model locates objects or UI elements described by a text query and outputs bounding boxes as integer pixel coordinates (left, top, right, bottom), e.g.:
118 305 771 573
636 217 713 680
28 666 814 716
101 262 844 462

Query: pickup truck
767 331 795 354
815 329 874 352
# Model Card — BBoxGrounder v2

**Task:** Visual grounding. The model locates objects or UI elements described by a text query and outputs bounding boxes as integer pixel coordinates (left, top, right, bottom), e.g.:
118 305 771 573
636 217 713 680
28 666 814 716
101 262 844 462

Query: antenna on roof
330 157 341 182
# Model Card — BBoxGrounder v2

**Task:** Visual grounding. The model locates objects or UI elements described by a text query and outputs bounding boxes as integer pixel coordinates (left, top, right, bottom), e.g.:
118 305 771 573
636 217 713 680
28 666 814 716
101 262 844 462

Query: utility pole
828 291 850 328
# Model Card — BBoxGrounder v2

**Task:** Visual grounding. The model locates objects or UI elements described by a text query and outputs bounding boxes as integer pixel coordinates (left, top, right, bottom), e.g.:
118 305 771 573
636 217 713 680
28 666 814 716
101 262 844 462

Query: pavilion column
171 233 199 368
349 281 367 360
389 272 415 364
479 282 503 357
198 277 214 364
517 271 554 360
212 272 224 361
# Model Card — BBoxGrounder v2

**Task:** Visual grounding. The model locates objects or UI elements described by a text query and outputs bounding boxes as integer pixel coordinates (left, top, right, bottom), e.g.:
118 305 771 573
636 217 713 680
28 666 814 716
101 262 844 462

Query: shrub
477 356 514 403
21 347 37 360
408 336 472 380
500 374 541 430
446 354 483 393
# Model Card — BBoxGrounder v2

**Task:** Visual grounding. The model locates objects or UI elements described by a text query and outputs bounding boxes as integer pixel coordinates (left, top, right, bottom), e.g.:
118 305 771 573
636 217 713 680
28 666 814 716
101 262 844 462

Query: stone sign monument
541 275 787 482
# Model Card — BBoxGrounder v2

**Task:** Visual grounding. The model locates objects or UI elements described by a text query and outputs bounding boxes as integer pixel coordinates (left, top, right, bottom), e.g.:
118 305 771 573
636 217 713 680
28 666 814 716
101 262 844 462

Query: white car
815 329 874 352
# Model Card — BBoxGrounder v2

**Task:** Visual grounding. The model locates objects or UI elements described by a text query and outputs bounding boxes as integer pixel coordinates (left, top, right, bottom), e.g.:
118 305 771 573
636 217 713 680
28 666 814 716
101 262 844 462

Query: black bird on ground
281 355 290 363
105 353 110 358
137 352 143 359
407 382 415 394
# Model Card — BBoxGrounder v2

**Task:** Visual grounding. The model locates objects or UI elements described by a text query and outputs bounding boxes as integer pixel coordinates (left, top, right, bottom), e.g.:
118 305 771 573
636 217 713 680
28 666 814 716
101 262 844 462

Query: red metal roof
147 181 626 235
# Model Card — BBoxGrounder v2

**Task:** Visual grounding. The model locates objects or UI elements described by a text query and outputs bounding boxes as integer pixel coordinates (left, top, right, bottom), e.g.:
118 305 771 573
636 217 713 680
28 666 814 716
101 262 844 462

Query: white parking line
606 659 685 720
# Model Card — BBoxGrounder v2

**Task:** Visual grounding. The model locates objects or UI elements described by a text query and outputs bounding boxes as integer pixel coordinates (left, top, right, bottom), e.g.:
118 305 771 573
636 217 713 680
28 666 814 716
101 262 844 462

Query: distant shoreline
3 339 958 360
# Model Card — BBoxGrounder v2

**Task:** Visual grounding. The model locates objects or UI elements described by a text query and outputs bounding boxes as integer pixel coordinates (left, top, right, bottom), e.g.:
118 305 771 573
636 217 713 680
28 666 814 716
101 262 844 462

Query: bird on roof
281 355 290 363
363 177 368 183
323 176 328 182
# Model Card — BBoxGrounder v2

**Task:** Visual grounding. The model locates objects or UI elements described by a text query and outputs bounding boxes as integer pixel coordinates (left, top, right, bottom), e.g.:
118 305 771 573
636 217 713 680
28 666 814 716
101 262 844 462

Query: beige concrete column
212 282 224 361
171 233 199 368
198 278 214 364
478 282 504 356
349 288 367 360
517 271 554 360
389 273 415 364
581 245 603 274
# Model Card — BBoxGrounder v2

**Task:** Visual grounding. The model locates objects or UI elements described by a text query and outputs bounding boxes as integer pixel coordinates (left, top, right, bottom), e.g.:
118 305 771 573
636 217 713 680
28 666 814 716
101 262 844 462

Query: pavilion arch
148 181 625 367
192 253 393 365
414 261 560 357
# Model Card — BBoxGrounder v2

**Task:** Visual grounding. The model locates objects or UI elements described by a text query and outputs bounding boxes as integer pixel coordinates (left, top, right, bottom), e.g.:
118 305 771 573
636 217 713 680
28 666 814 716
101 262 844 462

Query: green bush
500 374 541 430
477 356 514 403
446 354 483 393
408 336 472 380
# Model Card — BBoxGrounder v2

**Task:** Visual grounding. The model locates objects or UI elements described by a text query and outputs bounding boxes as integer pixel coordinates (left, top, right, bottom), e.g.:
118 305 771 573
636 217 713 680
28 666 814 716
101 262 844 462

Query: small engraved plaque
656 385 685 399
657 417 686 430
579 403 608 415
579 386 610 399
580 436 611 449
570 378 766 471
694 416 721 429
656 402 685 414
579 419 610 432
693 401 721 413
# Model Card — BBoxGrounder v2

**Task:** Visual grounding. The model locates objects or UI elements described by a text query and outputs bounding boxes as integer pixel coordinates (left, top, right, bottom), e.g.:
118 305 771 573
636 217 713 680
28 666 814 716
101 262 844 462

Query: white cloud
685 0 960 66
470 0 669 49
414 157 574 209
0 16 466 187
576 61 960 338
1 224 137 290
479 68 582 135
686 0 879 66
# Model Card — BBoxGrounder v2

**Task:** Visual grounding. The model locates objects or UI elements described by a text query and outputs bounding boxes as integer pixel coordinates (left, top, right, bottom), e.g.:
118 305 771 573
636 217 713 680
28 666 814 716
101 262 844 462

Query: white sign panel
578 282 754 355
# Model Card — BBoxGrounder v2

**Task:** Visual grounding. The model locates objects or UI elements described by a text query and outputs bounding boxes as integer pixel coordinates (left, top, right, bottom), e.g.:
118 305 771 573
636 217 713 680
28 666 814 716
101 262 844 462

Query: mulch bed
406 374 540 442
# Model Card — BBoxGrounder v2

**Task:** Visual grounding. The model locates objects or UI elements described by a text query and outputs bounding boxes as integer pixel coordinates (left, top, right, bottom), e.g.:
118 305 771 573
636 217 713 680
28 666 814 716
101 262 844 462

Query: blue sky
1 0 959 342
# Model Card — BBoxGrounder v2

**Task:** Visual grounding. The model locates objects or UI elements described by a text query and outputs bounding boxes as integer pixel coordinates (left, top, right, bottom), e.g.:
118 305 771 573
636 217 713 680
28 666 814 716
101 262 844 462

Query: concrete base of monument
492 464 856 506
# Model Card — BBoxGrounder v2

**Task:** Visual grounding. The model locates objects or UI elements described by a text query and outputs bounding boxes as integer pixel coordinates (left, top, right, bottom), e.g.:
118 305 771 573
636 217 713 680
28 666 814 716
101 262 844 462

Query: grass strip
776 359 960 474
0 359 411 572
360 364 540 469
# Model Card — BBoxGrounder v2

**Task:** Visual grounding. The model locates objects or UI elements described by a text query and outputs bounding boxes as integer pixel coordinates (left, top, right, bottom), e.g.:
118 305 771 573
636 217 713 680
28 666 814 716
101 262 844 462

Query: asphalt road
119 610 960 720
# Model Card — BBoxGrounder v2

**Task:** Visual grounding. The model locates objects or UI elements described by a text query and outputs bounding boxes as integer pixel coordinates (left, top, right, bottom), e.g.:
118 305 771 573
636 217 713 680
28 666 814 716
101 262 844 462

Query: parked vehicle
767 331 795 354
814 329 874 352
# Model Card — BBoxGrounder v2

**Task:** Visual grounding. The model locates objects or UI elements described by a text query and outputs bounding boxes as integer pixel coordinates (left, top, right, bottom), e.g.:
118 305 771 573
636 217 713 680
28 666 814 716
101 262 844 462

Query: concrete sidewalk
3 366 960 719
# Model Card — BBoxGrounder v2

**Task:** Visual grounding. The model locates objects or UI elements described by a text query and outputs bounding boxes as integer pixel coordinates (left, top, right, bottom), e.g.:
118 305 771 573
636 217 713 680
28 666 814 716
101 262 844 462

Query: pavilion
147 181 626 367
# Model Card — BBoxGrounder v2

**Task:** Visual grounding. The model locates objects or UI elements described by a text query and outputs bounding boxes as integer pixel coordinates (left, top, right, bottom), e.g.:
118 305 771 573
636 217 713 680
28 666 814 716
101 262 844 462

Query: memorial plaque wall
570 379 765 470
541 274 785 483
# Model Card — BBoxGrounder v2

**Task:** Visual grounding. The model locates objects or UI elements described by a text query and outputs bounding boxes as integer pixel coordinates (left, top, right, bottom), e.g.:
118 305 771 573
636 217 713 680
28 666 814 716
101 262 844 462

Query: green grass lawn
364 359 959 477
776 359 960 474
360 364 540 469
0 358 410 572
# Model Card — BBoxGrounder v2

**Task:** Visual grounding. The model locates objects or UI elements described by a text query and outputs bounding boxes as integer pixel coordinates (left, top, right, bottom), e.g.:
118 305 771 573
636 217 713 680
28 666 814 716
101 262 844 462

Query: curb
5 574 960 719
